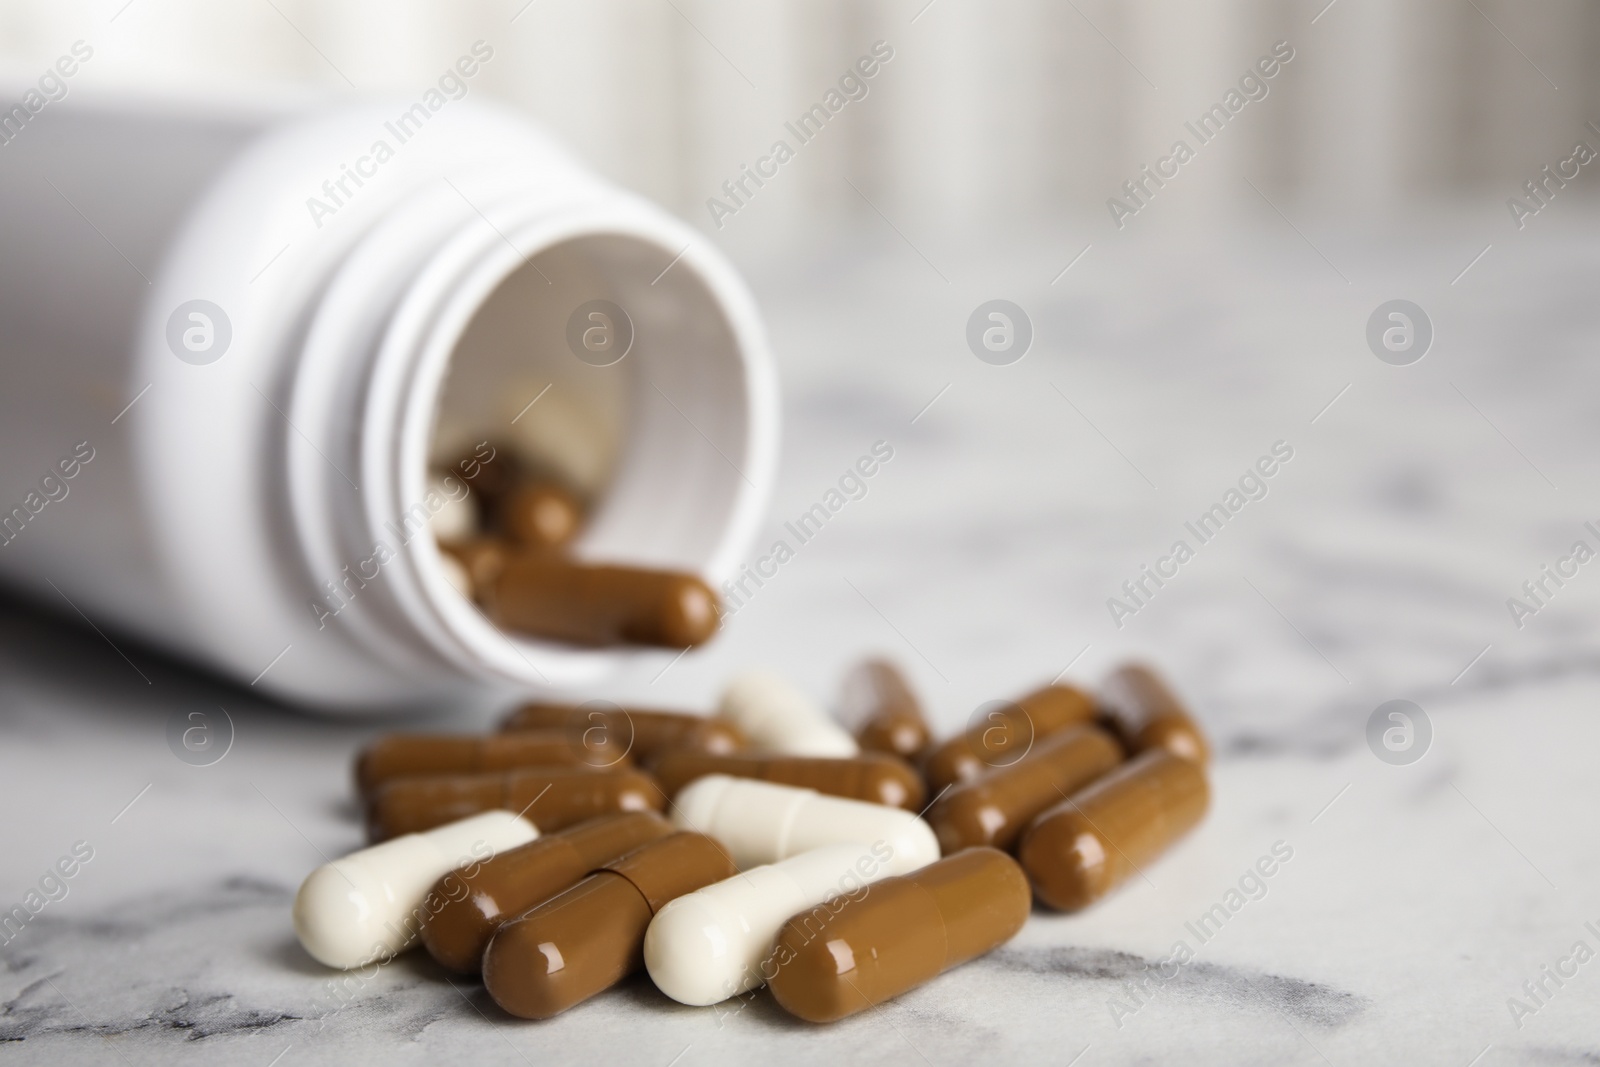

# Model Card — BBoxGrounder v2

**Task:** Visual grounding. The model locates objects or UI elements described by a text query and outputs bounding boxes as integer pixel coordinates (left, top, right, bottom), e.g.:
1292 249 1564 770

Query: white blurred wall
1 0 1596 244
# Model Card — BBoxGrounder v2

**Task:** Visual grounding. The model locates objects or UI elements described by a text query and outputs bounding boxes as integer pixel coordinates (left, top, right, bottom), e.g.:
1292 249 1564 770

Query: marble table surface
4 214 1600 1065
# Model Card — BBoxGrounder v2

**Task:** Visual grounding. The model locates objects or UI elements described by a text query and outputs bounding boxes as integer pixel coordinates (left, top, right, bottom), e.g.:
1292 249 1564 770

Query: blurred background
4 0 1598 248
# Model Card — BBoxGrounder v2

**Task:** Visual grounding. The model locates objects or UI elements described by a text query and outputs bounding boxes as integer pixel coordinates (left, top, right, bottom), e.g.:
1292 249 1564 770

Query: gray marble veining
3 218 1599 1064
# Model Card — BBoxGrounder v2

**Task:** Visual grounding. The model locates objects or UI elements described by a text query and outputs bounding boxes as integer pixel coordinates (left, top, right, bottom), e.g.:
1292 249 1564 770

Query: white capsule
717 670 858 757
437 552 473 598
644 840 930 1006
428 474 477 541
292 810 536 969
671 775 938 872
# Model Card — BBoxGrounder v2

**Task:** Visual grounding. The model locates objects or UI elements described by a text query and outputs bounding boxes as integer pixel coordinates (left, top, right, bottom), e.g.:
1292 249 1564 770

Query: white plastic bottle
0 78 777 712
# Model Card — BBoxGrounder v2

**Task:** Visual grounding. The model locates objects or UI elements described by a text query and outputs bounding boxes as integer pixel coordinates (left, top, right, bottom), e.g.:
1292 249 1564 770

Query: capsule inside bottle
502 483 583 550
483 554 721 649
449 441 525 533
417 230 763 667
438 537 509 593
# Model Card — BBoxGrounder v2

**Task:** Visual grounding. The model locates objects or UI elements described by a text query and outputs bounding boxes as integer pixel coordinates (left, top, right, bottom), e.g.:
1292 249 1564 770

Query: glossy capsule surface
365 766 663 841
355 731 632 795
922 683 1097 794
652 749 924 811
1018 749 1209 911
767 847 1031 1022
644 842 924 1006
485 555 721 648
1097 662 1210 764
484 832 736 1019
500 703 745 761
293 811 537 970
420 812 671 973
926 725 1122 854
671 775 939 871
718 670 859 757
836 658 931 762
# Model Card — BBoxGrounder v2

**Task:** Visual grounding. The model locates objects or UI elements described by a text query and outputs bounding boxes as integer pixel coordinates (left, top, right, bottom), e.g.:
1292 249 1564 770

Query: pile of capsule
430 442 722 649
293 661 1211 1023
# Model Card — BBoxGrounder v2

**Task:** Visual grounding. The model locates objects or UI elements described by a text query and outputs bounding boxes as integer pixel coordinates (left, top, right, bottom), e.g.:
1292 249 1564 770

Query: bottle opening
398 220 774 689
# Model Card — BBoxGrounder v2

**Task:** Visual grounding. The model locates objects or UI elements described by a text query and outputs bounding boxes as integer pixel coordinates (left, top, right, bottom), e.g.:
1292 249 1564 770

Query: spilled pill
644 841 927 1006
365 766 663 841
485 555 721 648
1097 662 1210 764
922 683 1097 794
419 811 671 973
767 847 1031 1022
926 724 1123 854
293 810 536 970
718 670 859 757
652 749 924 810
484 831 737 1019
1018 749 1209 911
837 658 931 762
501 703 745 760
670 775 939 871
355 731 632 795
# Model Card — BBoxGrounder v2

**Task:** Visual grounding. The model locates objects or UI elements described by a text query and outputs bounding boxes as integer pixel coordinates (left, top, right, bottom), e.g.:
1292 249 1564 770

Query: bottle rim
348 186 779 692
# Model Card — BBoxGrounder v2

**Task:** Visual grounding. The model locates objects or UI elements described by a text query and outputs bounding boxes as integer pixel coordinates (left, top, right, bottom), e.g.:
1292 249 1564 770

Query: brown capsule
652 749 925 811
922 683 1098 794
419 811 671 973
365 766 664 842
458 441 522 495
438 537 509 594
1018 749 1209 911
926 725 1123 855
837 658 932 762
500 703 745 761
503 483 583 550
483 831 736 1019
1097 662 1209 764
455 443 525 530
355 731 632 796
484 553 721 649
766 847 1030 1023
